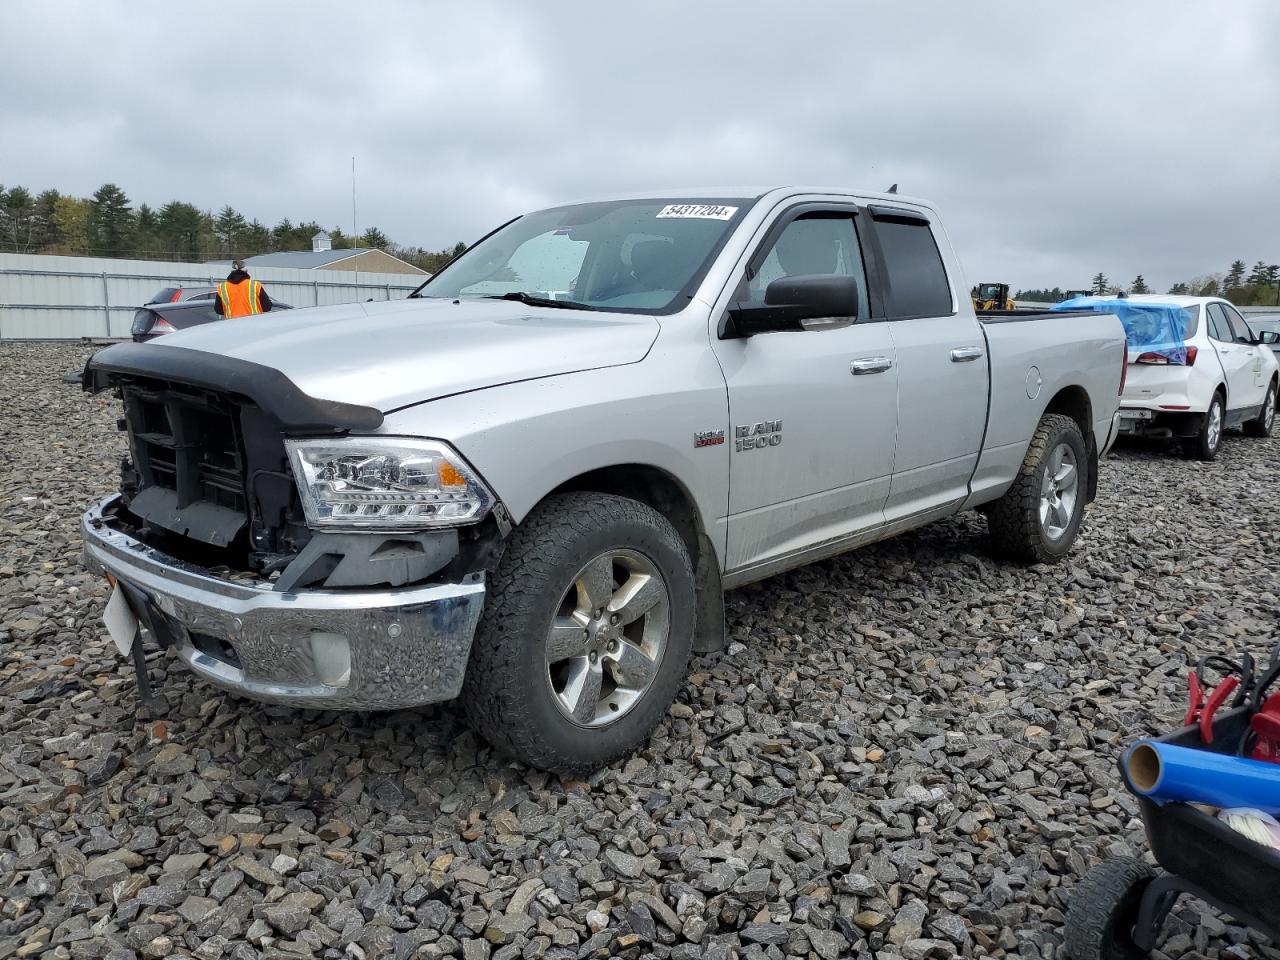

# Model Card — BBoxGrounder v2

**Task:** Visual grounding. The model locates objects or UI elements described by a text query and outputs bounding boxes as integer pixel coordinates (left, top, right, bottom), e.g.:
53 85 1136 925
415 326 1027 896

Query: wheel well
1043 386 1096 502
546 465 725 654
549 465 703 564
1043 385 1092 438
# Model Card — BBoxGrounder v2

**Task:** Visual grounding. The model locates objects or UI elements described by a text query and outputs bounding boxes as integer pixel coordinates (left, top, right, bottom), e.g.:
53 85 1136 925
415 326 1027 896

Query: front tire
1243 381 1276 438
986 413 1088 563
462 492 695 775
1182 392 1224 460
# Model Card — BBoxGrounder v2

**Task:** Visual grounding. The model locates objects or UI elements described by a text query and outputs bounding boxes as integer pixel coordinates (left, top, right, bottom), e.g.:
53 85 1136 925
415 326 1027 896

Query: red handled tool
1185 654 1253 745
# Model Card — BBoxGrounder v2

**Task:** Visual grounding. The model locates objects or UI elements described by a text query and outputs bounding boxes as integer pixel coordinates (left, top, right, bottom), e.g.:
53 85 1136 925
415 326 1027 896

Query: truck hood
155 297 660 412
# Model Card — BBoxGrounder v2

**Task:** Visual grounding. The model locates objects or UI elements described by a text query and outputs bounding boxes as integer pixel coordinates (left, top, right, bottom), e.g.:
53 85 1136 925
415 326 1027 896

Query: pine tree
244 219 271 254
1130 275 1149 294
157 201 204 260
361 226 389 250
1091 272 1109 295
32 189 62 250
1225 260 1246 290
89 183 134 256
214 206 248 255
1247 261 1269 286
3 186 37 251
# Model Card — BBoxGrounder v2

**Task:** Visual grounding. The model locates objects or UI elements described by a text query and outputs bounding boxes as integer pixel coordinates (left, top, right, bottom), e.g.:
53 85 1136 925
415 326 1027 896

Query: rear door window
871 216 953 318
1220 303 1256 344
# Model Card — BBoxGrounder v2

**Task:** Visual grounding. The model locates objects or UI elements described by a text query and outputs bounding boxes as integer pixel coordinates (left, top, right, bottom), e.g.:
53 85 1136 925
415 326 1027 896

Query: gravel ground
1 341 1278 960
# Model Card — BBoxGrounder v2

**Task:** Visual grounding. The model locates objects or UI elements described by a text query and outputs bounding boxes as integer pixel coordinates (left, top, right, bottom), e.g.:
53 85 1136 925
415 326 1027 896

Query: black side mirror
726 274 859 338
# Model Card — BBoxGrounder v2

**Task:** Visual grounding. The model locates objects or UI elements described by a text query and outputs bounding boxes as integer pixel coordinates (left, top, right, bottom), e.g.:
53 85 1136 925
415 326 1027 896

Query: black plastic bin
1065 707 1280 960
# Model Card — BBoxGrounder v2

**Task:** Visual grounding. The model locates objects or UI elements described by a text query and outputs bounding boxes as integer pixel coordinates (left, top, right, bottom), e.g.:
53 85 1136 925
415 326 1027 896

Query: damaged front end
80 342 505 709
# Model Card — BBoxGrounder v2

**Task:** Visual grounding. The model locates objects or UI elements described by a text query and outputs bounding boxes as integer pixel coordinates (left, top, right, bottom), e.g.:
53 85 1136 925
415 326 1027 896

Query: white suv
1118 295 1278 459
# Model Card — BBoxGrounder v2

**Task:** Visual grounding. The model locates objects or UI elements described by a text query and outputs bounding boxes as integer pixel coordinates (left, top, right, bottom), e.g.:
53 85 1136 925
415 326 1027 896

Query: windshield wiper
483 292 594 311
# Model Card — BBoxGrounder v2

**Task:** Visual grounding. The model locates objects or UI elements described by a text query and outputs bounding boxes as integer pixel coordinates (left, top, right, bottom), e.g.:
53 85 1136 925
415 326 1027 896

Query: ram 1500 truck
81 187 1127 773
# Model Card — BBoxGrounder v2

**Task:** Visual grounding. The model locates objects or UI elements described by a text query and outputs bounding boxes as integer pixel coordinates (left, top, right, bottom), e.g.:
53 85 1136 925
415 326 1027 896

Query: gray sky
4 1 1277 292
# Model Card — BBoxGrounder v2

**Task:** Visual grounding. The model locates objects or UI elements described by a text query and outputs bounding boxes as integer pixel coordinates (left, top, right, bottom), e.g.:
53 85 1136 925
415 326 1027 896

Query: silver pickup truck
82 187 1126 773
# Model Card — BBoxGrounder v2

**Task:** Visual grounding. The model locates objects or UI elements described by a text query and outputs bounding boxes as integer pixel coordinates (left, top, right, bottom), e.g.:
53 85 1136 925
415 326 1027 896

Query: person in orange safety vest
215 260 273 318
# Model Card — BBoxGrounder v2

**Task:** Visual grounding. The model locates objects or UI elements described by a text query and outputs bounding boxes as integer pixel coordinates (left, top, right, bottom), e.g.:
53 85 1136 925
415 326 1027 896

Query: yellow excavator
972 282 1014 312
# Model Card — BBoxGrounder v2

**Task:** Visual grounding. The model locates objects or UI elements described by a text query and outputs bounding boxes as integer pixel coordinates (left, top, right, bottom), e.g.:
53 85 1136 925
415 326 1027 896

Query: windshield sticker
656 204 738 220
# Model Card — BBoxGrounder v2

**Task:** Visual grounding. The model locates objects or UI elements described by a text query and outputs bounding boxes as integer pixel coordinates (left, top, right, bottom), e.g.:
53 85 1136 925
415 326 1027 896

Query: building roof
242 249 368 269
312 230 329 240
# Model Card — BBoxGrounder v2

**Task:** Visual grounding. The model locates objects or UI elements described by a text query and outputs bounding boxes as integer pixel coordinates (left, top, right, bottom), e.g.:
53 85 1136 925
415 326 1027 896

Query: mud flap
692 534 726 654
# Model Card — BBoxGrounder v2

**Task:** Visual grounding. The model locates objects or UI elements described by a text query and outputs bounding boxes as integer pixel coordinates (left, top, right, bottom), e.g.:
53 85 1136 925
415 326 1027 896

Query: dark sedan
131 286 291 341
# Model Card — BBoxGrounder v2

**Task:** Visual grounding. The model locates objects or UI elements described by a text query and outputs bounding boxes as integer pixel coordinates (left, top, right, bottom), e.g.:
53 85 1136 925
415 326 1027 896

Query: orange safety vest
217 278 264 318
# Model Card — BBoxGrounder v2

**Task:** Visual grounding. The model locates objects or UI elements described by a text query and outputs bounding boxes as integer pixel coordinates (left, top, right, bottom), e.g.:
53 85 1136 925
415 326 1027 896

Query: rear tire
986 413 1088 563
462 492 695 776
1182 391 1224 460
1243 381 1276 438
1063 857 1157 960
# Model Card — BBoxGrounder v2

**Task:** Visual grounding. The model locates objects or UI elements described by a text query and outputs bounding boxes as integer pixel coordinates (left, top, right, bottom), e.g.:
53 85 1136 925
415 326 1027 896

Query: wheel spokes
608 572 662 625
1055 460 1076 490
558 658 603 723
1051 498 1071 530
575 555 614 612
606 639 658 690
547 614 590 662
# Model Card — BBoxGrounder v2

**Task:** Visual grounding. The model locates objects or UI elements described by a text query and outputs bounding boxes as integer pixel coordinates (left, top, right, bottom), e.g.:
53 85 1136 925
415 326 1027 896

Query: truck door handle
950 346 985 362
850 356 893 375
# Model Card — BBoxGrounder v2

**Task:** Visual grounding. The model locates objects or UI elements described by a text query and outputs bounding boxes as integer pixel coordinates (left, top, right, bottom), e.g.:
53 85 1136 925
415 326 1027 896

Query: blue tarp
1051 296 1189 364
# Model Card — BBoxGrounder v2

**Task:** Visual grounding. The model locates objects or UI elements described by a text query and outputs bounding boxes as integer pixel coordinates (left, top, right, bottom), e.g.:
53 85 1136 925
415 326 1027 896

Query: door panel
1208 303 1256 409
885 316 988 520
1221 303 1270 407
716 325 898 571
710 209 898 575
867 212 988 521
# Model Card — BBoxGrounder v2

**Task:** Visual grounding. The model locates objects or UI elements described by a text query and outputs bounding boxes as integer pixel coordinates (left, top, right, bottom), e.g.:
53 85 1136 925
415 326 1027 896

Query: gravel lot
2 341 1278 960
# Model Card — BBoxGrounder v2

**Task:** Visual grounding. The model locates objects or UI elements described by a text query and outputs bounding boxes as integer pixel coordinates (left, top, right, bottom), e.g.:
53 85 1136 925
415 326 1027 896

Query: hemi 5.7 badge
694 430 725 448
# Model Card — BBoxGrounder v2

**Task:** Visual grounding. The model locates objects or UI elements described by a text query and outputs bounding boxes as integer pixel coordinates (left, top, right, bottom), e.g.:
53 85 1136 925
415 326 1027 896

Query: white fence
0 253 425 339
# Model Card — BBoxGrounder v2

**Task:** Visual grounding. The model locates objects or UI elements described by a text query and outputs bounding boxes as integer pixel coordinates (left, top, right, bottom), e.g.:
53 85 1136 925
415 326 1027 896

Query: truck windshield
412 198 752 313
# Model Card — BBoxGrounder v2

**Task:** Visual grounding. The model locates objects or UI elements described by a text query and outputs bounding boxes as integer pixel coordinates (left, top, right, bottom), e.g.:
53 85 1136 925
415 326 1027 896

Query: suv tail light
151 318 177 335
1135 346 1197 366
1119 341 1128 395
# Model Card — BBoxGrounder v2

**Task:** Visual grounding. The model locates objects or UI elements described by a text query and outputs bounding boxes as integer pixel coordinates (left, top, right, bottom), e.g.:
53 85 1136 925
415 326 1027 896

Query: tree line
0 181 467 274
1018 260 1280 307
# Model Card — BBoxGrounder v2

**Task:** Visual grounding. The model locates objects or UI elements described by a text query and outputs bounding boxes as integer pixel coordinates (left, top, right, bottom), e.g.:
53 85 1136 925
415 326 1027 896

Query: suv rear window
873 218 953 317
1180 306 1199 339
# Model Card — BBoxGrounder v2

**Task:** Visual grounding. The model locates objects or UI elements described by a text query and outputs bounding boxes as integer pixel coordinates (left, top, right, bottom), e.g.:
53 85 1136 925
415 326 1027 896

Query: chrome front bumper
81 495 486 710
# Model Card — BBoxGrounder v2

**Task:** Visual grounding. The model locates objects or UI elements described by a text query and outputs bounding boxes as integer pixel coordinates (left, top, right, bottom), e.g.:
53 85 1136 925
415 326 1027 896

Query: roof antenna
887 183 898 194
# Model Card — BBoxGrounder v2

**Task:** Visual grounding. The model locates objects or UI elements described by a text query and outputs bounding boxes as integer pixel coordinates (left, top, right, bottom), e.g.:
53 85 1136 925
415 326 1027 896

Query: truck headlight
285 438 494 529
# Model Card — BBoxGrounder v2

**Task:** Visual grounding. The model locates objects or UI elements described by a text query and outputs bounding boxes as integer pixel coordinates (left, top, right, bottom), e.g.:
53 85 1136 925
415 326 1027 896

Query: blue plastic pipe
1125 741 1280 815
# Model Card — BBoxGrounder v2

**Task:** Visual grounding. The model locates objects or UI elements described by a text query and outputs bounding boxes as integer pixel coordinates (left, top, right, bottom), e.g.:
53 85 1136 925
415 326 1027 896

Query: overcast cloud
3 0 1277 291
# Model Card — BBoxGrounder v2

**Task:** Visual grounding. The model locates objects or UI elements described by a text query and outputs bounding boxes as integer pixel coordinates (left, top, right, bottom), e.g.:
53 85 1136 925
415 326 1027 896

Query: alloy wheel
1039 442 1079 541
544 549 670 727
